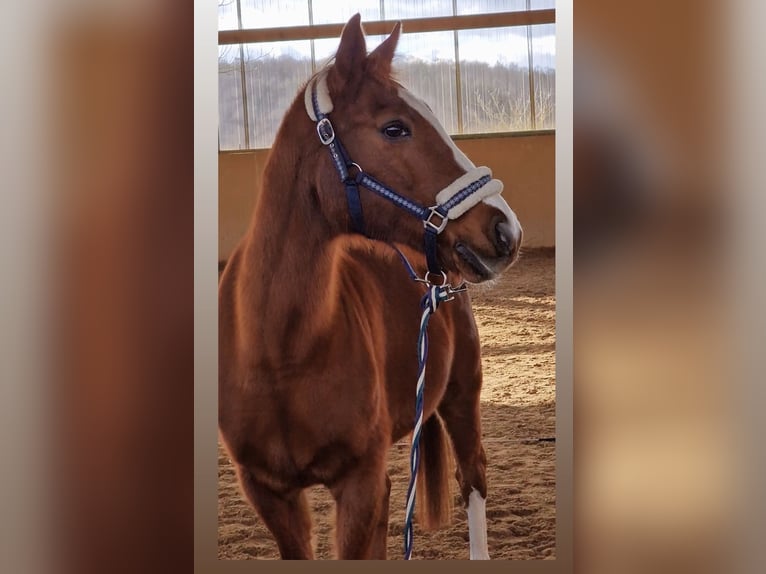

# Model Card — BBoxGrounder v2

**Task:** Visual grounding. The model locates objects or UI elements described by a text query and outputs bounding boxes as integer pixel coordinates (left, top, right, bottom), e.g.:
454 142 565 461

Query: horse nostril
494 221 514 258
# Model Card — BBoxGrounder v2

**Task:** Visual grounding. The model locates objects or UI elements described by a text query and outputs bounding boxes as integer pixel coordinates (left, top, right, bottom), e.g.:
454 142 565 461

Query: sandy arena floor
217 249 556 560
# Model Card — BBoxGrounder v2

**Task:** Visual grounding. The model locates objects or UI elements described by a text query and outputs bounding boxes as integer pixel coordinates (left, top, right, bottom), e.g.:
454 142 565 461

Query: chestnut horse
219 15 522 560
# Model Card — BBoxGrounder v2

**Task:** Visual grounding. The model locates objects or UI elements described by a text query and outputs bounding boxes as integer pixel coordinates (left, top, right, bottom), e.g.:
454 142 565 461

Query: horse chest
226 380 378 486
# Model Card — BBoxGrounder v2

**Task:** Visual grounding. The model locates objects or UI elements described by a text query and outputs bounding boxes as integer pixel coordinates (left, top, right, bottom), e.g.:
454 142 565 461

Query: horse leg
369 474 392 560
236 465 314 559
330 453 389 560
438 389 491 560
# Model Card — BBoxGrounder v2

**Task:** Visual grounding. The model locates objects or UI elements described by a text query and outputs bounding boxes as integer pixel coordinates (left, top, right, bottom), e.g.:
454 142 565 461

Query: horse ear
329 13 367 93
367 22 402 78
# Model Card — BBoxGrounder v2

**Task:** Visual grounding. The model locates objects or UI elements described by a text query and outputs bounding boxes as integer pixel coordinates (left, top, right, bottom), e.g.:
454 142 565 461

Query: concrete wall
219 131 554 261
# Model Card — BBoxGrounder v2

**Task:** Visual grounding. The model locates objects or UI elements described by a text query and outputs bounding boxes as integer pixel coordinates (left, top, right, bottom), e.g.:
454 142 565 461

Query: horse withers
218 14 522 560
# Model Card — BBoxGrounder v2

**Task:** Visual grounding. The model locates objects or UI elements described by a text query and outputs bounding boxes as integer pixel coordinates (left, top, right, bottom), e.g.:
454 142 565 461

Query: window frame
218 5 556 151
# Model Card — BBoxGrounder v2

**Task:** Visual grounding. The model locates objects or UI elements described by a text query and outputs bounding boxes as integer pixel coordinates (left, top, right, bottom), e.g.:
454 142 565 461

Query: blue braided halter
309 75 496 277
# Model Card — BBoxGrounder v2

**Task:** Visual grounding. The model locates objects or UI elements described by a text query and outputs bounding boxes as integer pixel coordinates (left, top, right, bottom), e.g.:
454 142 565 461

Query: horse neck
242 108 340 314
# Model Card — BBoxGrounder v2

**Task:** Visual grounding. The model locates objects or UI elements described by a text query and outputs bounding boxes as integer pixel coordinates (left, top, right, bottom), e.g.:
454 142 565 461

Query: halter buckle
316 117 335 145
424 206 448 234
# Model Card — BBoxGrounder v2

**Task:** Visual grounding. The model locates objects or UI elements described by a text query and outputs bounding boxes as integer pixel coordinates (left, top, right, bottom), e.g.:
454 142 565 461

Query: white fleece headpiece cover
304 71 333 121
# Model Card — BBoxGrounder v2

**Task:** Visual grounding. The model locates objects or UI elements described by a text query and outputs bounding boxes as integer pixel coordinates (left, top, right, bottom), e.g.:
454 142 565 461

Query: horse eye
381 121 411 139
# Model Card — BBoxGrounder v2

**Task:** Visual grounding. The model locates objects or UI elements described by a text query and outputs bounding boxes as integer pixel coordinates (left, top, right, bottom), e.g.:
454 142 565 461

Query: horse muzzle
493 213 523 264
452 203 523 283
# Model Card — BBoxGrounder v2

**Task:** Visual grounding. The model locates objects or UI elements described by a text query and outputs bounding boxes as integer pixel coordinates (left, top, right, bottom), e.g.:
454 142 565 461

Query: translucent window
385 0 453 19
218 45 247 150
240 0 310 30
456 0 555 15
218 1 556 148
458 26 532 132
310 0 381 25
456 0 528 16
218 0 239 31
531 23 555 129
243 41 313 149
393 31 459 134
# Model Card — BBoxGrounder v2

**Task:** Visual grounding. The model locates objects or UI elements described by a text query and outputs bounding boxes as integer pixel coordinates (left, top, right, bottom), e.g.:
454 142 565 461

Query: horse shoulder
322 235 388 333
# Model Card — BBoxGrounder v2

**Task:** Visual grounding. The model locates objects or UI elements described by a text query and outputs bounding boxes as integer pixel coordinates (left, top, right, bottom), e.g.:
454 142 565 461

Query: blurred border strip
1 0 57 572
41 1 193 573
194 0 220 571
731 2 766 574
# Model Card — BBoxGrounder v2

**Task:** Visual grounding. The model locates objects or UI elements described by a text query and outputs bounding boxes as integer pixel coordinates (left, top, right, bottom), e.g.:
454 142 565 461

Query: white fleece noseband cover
435 167 504 220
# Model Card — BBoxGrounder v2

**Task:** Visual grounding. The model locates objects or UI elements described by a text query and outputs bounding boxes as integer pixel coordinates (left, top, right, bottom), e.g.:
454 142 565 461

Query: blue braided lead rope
403 284 452 560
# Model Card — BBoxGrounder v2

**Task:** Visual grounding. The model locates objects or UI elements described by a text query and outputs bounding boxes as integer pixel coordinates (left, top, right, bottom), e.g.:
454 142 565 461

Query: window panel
458 27 532 132
530 23 555 129
393 31 458 134
218 45 247 150
218 2 556 149
218 0 239 31
456 0 528 16
243 41 313 149
385 0 453 19
240 0 310 30
311 0 382 25
456 0 555 14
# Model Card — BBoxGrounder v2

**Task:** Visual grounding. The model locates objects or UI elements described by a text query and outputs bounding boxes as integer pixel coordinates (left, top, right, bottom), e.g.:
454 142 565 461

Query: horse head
305 14 523 283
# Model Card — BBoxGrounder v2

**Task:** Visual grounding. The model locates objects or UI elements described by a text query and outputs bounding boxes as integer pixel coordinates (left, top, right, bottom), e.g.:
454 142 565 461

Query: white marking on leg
468 488 490 560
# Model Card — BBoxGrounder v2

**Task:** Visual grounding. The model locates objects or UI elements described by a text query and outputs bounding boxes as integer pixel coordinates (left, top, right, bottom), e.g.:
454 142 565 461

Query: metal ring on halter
347 162 363 177
420 270 448 287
